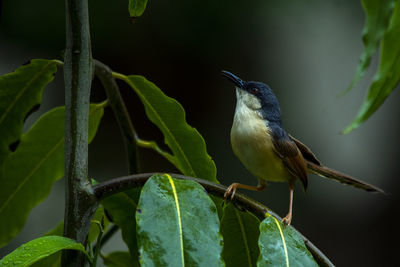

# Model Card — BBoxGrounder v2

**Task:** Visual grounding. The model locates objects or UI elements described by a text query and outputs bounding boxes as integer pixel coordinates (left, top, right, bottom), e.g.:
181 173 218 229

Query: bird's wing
289 134 321 165
271 134 309 190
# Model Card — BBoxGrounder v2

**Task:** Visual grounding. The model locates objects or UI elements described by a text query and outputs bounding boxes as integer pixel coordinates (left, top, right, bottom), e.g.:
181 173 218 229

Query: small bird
222 70 384 225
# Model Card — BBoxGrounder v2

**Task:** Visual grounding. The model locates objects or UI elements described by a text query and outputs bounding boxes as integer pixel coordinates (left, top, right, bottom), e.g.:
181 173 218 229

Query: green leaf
128 0 148 18
257 216 318 267
102 251 139 267
0 103 104 247
0 59 59 163
30 222 64 267
344 0 400 133
345 0 393 93
0 236 89 267
221 204 260 267
136 174 224 266
102 188 141 265
115 73 217 182
31 205 109 267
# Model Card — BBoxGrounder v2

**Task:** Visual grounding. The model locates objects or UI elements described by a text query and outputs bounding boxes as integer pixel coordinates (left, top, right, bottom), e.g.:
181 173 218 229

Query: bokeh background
1 0 400 266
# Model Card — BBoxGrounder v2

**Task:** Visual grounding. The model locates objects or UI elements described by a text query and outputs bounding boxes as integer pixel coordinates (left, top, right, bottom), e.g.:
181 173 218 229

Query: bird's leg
224 179 267 200
282 181 295 225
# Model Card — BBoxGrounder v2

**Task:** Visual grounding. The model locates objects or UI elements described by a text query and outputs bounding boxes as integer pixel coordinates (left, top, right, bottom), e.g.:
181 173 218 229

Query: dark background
1 0 399 266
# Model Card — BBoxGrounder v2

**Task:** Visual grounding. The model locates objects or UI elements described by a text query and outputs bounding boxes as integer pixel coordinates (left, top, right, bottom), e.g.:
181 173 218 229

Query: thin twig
93 172 334 267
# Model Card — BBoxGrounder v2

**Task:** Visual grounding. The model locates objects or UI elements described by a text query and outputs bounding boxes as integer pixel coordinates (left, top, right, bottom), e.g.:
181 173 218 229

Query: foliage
128 0 148 18
0 236 89 267
113 73 217 182
344 0 400 133
0 59 59 164
1 0 398 266
136 174 224 266
258 216 318 267
0 60 104 247
220 204 260 267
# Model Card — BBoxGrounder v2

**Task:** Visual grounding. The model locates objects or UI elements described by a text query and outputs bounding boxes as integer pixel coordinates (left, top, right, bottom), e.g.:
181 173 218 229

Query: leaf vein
235 209 253 267
0 137 63 214
166 174 185 266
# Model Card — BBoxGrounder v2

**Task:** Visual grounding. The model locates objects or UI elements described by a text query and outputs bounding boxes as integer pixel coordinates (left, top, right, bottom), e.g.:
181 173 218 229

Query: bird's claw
224 183 238 201
281 213 292 225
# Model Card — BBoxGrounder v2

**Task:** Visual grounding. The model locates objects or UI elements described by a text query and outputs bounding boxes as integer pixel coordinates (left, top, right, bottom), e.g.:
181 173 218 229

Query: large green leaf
0 236 89 267
257 215 318 267
102 188 141 265
102 251 139 267
114 73 217 182
344 0 400 133
0 59 59 163
136 174 224 266
346 0 393 93
30 221 64 267
128 0 148 18
31 205 109 267
0 103 104 247
221 204 260 267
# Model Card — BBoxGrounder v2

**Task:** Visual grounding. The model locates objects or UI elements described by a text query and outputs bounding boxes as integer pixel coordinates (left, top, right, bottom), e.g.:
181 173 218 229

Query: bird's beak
221 70 244 88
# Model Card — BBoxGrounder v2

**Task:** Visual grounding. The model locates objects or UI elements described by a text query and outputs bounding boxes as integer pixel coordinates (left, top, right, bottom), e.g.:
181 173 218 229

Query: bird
221 70 384 225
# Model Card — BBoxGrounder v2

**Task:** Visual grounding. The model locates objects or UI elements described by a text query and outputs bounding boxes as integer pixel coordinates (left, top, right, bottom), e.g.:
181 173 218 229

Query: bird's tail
307 162 385 194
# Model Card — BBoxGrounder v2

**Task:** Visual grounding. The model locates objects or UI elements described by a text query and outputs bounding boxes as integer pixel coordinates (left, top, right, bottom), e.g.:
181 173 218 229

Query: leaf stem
94 60 138 174
93 173 334 267
90 219 104 267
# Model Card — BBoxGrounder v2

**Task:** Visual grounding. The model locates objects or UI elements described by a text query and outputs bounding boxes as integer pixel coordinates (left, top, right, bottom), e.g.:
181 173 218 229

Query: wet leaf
221 204 260 267
0 236 89 267
136 174 224 266
31 205 109 267
30 222 64 267
257 215 318 267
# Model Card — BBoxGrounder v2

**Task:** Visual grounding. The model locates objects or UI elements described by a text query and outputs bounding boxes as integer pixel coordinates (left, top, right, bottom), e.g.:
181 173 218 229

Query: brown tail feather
307 162 385 194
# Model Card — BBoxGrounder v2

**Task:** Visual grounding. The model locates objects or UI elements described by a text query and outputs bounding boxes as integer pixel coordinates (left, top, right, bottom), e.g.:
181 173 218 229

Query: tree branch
94 60 138 174
93 173 334 267
63 0 97 266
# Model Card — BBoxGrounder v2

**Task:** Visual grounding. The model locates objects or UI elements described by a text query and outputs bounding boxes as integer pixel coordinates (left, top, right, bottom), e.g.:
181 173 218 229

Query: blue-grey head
222 70 282 124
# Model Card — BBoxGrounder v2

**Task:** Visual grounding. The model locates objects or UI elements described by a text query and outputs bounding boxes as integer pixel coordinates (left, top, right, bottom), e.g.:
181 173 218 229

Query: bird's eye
250 88 259 94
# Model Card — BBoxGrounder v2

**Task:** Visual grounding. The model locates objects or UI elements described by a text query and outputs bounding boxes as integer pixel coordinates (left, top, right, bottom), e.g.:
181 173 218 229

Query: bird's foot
281 213 292 225
224 183 239 200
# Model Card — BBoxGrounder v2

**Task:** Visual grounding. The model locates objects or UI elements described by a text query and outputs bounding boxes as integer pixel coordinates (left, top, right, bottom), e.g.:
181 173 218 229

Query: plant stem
63 0 97 266
93 173 334 267
93 60 138 174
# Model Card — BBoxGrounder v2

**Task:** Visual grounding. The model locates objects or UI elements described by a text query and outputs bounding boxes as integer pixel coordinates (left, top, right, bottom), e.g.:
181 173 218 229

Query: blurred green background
1 0 399 266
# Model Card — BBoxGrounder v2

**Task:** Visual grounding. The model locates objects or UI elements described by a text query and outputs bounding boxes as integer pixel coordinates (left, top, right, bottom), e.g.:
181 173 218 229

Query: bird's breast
230 105 292 182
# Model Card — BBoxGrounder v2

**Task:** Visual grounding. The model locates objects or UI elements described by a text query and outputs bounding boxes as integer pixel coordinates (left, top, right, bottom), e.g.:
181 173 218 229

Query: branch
63 0 97 266
94 60 138 174
93 173 334 267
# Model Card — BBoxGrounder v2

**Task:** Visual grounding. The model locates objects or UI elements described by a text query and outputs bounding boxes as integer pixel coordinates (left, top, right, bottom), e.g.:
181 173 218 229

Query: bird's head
222 70 282 124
